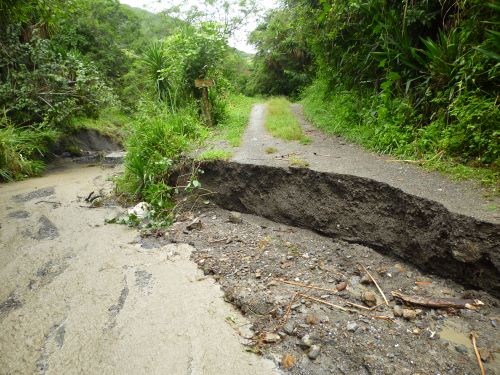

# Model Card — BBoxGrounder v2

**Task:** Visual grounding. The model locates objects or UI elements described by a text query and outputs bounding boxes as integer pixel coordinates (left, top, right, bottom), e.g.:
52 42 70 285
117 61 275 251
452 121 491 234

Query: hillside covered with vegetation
0 0 253 183
1 0 498 209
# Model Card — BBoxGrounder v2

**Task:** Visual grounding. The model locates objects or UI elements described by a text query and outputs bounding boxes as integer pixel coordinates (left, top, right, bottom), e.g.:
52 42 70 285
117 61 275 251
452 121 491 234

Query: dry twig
274 278 338 294
470 331 485 375
297 293 359 313
276 292 300 330
360 264 389 306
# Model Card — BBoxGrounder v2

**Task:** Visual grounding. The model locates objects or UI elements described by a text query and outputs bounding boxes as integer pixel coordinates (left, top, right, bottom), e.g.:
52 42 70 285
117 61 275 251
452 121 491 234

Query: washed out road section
233 103 498 224
0 164 278 375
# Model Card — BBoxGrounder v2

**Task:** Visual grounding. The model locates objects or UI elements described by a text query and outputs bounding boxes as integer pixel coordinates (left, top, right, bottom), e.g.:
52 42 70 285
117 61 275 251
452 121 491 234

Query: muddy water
0 163 278 374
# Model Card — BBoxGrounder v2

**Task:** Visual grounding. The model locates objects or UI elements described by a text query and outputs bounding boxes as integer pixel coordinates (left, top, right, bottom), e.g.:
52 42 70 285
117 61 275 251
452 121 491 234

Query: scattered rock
350 276 361 287
393 305 403 317
360 275 373 285
228 212 243 224
186 217 202 231
308 345 321 360
362 291 377 307
491 319 497 328
238 324 254 339
263 332 281 343
347 322 359 332
300 334 313 348
402 309 417 321
336 281 347 291
283 321 295 335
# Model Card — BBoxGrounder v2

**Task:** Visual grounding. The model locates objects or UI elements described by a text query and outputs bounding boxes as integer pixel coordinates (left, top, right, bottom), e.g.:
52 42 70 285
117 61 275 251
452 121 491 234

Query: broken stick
360 264 389 306
470 331 485 375
274 279 339 294
297 293 358 313
392 292 484 310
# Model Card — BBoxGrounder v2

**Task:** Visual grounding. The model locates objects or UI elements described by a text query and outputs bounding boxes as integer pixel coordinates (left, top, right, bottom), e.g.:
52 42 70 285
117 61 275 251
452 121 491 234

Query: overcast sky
119 0 277 53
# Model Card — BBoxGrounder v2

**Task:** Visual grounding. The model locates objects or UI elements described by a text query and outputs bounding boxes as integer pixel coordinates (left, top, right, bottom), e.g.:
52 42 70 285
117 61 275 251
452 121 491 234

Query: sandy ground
0 162 278 375
231 103 499 224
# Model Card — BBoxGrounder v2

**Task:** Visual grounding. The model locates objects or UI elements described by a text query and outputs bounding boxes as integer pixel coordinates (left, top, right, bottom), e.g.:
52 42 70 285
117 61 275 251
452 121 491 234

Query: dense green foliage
250 0 499 170
117 103 208 224
0 0 230 181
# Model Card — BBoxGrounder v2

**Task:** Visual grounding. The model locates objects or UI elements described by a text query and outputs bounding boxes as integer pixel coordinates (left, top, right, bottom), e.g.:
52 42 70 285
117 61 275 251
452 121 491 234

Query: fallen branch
470 331 485 375
392 292 484 310
274 278 339 294
360 264 389 306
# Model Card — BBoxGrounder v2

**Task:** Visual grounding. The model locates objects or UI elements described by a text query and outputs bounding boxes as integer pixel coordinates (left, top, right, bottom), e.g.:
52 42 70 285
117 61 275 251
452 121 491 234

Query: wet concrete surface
0 163 278 374
232 103 499 224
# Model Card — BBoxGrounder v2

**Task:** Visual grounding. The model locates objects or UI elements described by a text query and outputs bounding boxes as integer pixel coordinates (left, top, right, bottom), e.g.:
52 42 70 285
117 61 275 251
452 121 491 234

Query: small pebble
300 334 313 348
283 321 295 335
228 212 243 224
362 291 377 307
393 305 403 317
455 344 468 354
347 322 359 332
263 333 281 343
336 282 347 291
308 345 321 360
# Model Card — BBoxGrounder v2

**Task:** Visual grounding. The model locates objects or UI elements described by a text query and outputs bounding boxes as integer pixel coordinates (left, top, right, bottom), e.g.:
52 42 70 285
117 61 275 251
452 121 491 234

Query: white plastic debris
128 202 150 219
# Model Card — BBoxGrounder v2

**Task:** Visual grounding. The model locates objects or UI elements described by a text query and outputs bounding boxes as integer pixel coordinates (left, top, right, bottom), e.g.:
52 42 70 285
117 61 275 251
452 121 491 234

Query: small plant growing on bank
265 147 278 154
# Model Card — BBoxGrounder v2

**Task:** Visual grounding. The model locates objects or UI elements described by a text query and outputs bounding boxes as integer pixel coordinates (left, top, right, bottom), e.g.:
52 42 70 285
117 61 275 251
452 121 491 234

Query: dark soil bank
197 160 500 297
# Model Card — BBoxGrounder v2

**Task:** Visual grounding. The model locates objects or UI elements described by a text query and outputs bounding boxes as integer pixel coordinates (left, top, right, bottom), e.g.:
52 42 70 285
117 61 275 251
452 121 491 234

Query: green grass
288 156 309 167
216 94 261 147
265 97 311 144
301 81 499 190
197 149 233 161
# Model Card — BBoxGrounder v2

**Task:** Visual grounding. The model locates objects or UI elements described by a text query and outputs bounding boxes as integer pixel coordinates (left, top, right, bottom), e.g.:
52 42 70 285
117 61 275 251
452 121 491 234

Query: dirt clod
228 211 243 224
403 309 417 320
362 291 377 307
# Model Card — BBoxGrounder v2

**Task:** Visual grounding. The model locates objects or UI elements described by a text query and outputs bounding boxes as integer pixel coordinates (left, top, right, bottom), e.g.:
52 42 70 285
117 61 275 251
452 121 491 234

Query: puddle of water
440 320 473 351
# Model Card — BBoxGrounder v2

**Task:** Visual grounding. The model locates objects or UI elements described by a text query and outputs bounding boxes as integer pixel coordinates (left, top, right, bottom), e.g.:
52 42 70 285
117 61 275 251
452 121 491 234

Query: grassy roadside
265 97 311 144
217 94 260 147
197 94 259 161
301 87 499 190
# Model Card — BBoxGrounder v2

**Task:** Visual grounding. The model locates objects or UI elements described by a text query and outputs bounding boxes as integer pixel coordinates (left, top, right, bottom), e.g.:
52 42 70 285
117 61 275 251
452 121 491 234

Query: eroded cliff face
198 160 500 297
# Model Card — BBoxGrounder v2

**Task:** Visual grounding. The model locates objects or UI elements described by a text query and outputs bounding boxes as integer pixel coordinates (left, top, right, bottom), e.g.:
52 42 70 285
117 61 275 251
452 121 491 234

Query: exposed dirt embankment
198 160 500 297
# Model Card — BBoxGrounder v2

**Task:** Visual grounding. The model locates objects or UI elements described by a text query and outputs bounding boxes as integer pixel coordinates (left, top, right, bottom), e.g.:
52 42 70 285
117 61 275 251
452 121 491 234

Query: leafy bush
0 120 58 181
117 103 208 221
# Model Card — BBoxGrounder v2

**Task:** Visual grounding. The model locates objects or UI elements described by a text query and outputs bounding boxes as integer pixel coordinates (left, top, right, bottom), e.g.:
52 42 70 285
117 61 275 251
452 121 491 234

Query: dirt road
0 163 278 374
232 103 498 224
